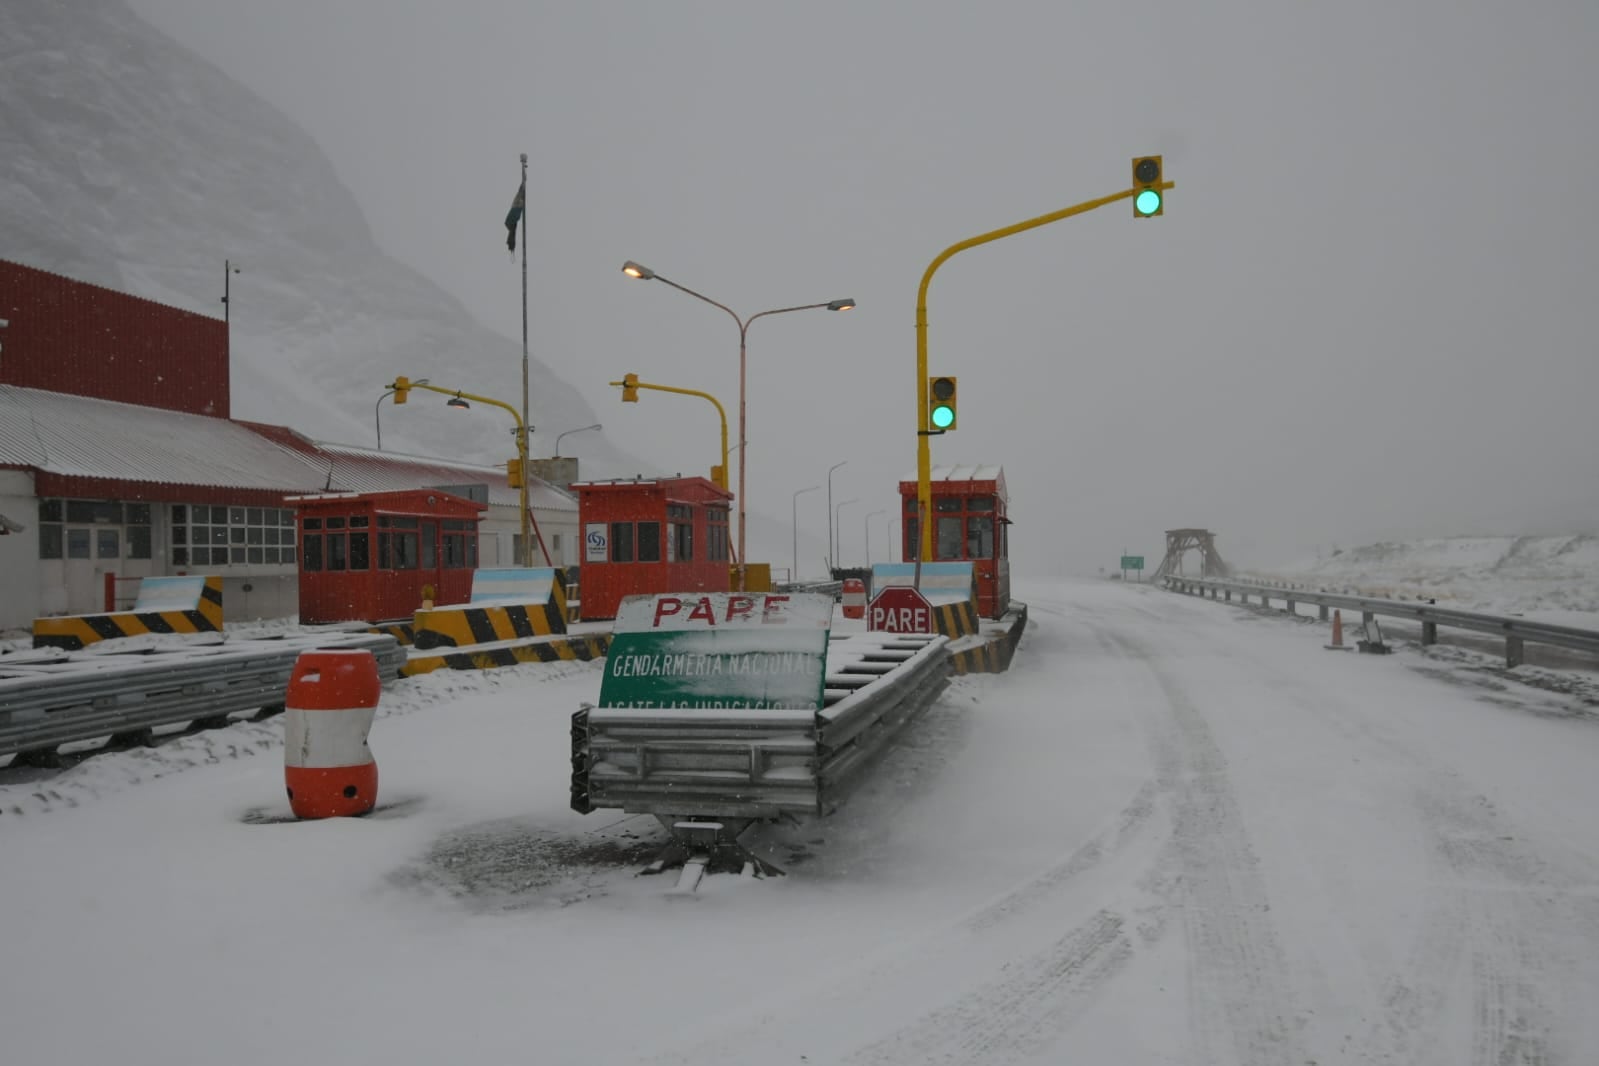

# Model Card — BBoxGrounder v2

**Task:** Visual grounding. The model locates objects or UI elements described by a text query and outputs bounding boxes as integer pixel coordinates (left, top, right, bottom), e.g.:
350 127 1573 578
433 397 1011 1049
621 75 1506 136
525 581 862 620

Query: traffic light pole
913 179 1173 562
607 377 730 494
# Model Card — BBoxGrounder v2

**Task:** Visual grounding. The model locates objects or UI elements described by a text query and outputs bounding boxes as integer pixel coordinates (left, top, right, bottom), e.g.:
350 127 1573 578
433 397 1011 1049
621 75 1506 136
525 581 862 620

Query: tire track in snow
1106 631 1306 1066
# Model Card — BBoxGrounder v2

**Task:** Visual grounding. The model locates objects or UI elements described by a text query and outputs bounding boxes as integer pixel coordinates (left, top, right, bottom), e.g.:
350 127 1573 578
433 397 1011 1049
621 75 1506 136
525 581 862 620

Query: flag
505 180 525 252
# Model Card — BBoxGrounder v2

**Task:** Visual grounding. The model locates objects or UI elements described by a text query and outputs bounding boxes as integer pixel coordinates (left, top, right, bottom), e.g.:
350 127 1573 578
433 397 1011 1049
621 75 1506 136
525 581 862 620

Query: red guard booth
292 489 485 624
898 464 1011 619
574 476 732 621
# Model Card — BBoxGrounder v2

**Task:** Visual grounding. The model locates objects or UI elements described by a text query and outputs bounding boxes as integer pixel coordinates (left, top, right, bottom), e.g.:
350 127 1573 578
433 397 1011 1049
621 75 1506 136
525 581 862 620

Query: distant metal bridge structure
1151 528 1231 581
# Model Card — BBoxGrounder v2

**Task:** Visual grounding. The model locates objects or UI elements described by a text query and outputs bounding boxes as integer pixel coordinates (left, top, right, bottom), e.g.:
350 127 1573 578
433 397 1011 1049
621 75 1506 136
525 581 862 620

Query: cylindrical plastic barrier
842 578 866 620
283 649 380 819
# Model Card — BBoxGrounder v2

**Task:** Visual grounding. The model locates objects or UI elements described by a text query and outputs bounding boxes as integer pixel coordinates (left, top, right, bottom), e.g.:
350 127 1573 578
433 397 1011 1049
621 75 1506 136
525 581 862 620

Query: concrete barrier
33 575 223 650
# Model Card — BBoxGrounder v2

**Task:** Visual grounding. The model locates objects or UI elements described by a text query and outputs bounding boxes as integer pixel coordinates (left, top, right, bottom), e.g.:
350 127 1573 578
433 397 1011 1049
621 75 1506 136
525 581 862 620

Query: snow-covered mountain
0 0 629 473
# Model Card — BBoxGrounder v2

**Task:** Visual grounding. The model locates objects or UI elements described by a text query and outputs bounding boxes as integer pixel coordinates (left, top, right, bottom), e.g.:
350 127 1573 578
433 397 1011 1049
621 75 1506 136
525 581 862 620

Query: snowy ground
5 578 1599 1064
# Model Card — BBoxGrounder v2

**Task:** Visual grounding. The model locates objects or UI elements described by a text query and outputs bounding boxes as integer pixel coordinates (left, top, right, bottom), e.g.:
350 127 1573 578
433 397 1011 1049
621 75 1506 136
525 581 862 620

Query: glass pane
172 504 187 523
173 547 189 566
264 547 280 564
327 517 346 530
247 527 263 544
610 522 634 563
39 499 63 523
967 496 995 512
231 527 246 544
127 503 152 525
247 547 263 564
210 527 227 545
67 529 91 558
247 508 263 526
328 533 348 571
283 547 295 564
349 533 369 570
230 507 246 525
40 524 63 559
637 522 661 563
303 518 323 530
97 529 120 558
231 547 245 563
265 528 280 546
935 497 961 513
936 516 962 560
967 516 994 558
128 527 152 559
210 506 227 523
303 533 324 572
280 510 295 527
173 526 188 546
421 523 436 568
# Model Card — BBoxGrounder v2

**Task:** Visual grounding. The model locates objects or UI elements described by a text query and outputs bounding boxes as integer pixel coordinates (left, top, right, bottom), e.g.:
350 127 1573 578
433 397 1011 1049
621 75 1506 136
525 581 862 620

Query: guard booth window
637 522 662 563
967 515 995 558
610 522 635 563
936 516 963 560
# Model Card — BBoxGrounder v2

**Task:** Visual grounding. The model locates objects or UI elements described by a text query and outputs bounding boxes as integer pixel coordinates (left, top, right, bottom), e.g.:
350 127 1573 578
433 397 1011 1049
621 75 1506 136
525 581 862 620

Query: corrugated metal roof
899 464 1005 483
0 386 576 512
0 385 328 489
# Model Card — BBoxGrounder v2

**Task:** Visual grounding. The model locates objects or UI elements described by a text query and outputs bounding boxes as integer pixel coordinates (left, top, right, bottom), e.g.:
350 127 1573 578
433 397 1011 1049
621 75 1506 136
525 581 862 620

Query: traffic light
506 456 523 488
621 373 640 402
392 376 411 404
710 464 726 490
1132 155 1164 217
928 375 958 431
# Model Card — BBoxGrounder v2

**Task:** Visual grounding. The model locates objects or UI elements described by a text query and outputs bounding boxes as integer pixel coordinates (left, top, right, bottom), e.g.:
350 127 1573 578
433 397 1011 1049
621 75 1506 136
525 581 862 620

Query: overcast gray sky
127 0 1599 573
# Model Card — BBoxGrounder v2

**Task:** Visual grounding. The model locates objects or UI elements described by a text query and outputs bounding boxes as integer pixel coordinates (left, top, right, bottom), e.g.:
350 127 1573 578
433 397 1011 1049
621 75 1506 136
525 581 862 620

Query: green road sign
1120 556 1145 570
600 592 832 710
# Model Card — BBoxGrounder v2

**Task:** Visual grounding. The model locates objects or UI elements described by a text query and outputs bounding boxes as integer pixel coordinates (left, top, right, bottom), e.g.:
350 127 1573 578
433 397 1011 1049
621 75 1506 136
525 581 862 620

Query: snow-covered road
4 579 1598 1065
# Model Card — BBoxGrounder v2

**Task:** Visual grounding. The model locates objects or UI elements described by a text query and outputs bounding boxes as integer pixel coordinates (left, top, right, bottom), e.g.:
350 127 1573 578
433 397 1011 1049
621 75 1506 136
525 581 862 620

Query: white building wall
0 470 40 633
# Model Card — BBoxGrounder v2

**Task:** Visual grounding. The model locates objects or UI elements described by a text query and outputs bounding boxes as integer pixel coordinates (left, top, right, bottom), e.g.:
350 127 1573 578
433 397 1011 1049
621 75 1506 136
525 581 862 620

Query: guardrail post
1319 605 1329 622
1506 636 1524 668
1285 596 1295 616
1421 621 1437 646
1224 589 1231 602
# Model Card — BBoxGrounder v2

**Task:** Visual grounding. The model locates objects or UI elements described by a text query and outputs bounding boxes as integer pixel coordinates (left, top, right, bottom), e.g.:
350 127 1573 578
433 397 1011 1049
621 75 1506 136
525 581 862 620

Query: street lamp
826 459 848 573
554 423 602 457
387 378 535 566
792 485 819 584
374 378 428 450
833 498 859 569
865 509 886 567
621 259 854 589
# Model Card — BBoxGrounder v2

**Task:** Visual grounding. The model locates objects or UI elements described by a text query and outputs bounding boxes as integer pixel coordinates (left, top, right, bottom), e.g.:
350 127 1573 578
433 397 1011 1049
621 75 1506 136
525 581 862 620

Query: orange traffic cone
1324 609 1351 651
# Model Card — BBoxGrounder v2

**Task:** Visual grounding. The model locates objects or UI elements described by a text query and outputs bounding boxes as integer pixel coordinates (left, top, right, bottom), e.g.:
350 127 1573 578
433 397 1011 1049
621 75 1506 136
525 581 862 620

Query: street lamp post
833 498 859 569
792 485 819 584
387 378 534 565
826 459 848 573
374 378 428 450
622 260 853 589
864 509 887 567
554 423 602 457
608 376 729 492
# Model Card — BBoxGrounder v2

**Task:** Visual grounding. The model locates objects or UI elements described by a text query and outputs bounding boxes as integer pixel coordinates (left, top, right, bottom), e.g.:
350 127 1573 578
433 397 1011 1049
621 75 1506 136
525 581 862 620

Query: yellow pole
914 180 1174 562
608 378 730 493
401 381 531 566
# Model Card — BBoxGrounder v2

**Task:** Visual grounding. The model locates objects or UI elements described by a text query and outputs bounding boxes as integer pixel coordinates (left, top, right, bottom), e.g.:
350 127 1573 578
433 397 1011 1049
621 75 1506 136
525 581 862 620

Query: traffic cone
1324 609 1351 651
284 649 381 818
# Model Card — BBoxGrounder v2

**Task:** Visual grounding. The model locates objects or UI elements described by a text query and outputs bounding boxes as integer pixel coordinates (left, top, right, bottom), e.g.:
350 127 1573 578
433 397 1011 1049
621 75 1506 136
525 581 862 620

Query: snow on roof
898 464 1004 483
0 385 328 490
0 386 576 511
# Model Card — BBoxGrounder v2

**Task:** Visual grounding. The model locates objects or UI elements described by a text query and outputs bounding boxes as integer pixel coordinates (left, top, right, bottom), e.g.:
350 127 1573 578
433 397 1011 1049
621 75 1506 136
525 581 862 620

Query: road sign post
1120 555 1145 582
868 585 933 634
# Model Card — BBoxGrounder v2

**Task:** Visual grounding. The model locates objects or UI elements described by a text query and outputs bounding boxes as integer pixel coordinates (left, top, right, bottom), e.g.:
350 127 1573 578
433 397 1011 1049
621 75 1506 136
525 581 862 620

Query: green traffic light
931 405 955 429
1135 189 1163 216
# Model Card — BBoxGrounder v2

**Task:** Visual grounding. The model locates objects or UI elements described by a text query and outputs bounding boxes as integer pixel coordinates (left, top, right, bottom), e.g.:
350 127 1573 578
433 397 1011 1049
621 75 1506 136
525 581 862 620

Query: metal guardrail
573 631 949 821
1162 576 1599 667
0 632 405 761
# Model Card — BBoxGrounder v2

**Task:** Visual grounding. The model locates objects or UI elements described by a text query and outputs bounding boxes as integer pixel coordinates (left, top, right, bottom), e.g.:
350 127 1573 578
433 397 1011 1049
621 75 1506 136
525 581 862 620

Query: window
637 522 662 563
40 523 63 560
96 529 120 559
327 533 348 571
303 533 324 571
968 496 995 512
67 529 91 559
421 522 436 568
172 505 297 568
674 522 694 562
379 531 419 570
906 517 920 560
610 522 635 563
67 500 121 524
705 505 729 562
936 516 963 560
967 515 995 558
935 497 962 513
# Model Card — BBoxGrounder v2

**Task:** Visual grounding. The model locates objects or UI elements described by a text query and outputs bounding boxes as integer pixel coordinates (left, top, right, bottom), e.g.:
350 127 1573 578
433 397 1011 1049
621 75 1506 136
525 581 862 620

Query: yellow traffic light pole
608 375 730 494
387 378 532 566
913 177 1174 562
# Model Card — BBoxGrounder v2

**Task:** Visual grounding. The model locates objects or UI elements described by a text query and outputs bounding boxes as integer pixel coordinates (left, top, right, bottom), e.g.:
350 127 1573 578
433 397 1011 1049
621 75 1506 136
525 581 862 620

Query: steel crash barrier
569 592 951 889
1163 576 1599 668
0 632 405 764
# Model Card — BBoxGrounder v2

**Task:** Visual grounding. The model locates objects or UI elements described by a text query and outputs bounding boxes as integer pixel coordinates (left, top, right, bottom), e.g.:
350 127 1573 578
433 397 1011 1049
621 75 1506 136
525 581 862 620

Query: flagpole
519 152 531 567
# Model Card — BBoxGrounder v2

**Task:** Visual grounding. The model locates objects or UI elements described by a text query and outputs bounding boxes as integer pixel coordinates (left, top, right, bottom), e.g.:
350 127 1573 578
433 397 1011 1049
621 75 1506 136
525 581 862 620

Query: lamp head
827 298 856 311
446 395 470 410
621 260 655 280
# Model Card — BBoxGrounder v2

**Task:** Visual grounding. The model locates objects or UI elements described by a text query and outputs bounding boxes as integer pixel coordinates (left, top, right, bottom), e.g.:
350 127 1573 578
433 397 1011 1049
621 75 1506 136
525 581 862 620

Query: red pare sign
868 587 933 633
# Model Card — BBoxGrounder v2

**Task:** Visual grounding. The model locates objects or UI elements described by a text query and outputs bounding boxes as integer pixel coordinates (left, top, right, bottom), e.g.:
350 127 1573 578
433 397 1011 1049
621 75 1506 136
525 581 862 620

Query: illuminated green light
931 405 955 429
1135 189 1163 216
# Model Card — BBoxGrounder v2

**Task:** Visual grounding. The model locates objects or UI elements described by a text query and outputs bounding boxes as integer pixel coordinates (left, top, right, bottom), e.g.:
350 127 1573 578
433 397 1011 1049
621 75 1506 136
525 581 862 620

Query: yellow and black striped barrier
33 576 224 651
948 602 1029 675
411 570 571 650
931 599 979 640
368 621 417 646
402 634 611 677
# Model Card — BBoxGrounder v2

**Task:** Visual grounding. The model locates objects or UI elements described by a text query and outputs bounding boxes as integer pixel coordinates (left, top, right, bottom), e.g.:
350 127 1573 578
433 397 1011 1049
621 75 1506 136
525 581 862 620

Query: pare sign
868 586 934 633
615 592 834 633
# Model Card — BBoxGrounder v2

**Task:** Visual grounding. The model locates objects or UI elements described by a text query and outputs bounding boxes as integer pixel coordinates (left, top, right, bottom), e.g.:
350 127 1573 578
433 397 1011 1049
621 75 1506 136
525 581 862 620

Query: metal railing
1162 576 1599 667
1 631 405 761
572 631 949 820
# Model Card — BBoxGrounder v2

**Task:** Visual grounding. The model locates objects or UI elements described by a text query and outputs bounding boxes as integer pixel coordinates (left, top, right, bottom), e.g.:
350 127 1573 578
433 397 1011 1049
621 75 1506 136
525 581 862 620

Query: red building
898 464 1011 619
574 476 732 620
291 489 486 625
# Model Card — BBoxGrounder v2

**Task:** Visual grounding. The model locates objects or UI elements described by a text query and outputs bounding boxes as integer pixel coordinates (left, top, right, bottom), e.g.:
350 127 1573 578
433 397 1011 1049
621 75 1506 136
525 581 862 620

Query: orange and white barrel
284 649 381 819
842 578 866 620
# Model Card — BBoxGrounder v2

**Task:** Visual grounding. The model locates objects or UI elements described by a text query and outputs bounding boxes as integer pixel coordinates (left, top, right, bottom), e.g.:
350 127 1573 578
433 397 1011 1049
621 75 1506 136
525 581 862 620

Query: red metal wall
0 260 229 417
577 478 732 620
